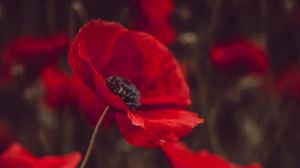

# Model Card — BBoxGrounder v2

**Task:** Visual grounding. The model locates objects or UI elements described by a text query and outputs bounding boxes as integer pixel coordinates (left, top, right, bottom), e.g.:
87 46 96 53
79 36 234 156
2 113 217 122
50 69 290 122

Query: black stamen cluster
105 76 140 111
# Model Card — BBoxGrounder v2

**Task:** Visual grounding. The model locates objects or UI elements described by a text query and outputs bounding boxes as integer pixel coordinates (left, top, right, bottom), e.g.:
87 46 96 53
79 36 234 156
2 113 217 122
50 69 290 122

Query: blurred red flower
0 143 81 168
68 19 203 147
1 33 69 82
274 66 300 101
210 40 268 75
133 0 175 45
3 32 69 65
40 66 72 109
163 142 262 168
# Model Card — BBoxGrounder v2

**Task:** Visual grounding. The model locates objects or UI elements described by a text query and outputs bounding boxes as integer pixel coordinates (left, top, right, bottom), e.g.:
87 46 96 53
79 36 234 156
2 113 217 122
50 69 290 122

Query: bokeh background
0 0 300 168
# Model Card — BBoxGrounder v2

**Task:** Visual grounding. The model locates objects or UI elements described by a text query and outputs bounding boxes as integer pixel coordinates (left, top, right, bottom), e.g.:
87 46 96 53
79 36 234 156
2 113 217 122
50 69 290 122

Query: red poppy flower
0 143 81 168
40 66 72 109
68 19 203 147
163 142 262 168
133 0 175 45
210 40 268 75
274 66 300 101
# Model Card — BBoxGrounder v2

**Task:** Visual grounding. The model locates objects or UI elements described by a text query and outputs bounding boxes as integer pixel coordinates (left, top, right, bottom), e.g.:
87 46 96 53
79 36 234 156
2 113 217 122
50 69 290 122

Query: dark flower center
105 76 140 111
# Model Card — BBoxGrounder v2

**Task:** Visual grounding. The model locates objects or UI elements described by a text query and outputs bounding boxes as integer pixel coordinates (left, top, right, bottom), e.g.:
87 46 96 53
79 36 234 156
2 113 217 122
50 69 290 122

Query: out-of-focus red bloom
3 32 69 65
1 33 69 82
69 19 203 147
40 66 72 109
210 40 268 75
0 143 81 168
274 66 300 101
133 0 175 45
163 142 262 168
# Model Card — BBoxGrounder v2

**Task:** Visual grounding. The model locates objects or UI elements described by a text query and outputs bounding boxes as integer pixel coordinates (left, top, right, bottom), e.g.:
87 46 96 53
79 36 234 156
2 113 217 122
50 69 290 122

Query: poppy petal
163 142 229 168
163 142 263 168
0 143 81 168
0 144 36 167
116 110 203 147
36 152 81 168
1 143 34 159
128 31 191 107
162 142 199 168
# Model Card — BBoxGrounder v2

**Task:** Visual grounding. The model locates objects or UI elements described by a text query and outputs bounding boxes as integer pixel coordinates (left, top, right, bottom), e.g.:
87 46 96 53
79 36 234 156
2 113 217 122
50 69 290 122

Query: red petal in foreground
0 143 81 168
35 152 81 168
163 142 262 168
210 40 268 75
116 110 203 147
69 19 202 147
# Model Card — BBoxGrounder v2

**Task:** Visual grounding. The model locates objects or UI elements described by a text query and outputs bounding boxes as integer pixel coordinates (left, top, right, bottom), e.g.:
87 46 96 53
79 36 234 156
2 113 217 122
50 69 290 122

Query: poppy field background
0 0 300 168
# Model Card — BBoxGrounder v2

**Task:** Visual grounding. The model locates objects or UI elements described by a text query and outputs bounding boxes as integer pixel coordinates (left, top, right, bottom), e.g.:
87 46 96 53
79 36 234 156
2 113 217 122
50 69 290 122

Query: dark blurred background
0 0 300 168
